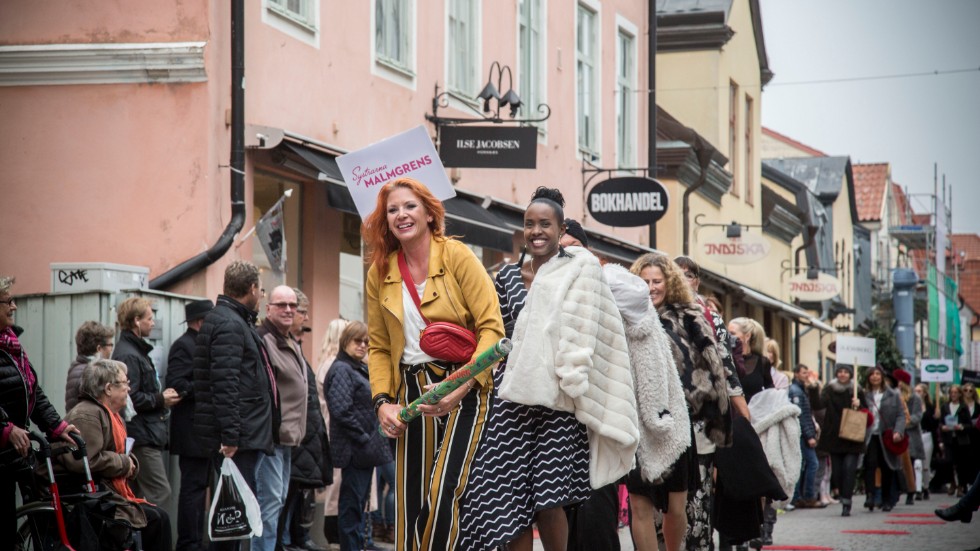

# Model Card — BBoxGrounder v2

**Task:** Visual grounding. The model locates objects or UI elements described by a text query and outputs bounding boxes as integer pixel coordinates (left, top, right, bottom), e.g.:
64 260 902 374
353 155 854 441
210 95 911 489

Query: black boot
935 503 974 523
842 502 852 517
906 493 915 505
922 489 930 500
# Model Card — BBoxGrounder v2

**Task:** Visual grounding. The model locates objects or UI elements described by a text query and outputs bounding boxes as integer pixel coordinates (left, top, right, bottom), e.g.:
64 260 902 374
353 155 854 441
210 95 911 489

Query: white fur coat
498 247 639 488
749 388 802 498
604 264 691 483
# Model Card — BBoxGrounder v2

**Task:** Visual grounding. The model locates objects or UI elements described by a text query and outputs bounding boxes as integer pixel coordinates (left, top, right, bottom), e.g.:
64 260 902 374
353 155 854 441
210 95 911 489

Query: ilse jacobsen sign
439 126 537 169
586 177 669 227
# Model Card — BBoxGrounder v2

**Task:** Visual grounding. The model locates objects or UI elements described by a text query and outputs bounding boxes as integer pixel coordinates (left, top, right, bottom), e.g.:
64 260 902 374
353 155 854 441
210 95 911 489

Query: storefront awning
739 285 836 333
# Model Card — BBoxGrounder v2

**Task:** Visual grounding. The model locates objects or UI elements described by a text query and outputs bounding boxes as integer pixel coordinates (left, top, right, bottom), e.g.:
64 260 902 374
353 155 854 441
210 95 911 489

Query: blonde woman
315 318 349 543
728 318 775 403
765 338 791 390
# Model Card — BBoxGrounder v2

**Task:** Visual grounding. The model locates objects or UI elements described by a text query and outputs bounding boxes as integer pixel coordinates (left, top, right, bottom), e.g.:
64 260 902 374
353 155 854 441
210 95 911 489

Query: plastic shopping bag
208 457 263 541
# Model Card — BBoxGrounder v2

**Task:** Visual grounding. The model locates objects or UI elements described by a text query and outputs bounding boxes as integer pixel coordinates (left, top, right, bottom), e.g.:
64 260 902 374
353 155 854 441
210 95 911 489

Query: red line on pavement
886 513 935 517
884 520 945 525
762 546 834 550
841 529 911 535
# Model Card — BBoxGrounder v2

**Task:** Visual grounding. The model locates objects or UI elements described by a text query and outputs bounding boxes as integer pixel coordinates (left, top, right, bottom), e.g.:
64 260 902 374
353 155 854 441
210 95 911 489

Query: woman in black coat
325 321 392 551
809 364 866 516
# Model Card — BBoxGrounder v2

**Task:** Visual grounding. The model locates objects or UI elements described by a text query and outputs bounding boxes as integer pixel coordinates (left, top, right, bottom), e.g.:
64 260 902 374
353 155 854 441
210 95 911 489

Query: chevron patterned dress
458 264 591 550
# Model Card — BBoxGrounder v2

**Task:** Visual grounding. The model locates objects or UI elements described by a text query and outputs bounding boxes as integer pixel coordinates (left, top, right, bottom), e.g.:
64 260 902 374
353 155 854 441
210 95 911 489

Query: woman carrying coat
367 177 505 551
808 364 866 516
861 365 907 512
893 369 924 505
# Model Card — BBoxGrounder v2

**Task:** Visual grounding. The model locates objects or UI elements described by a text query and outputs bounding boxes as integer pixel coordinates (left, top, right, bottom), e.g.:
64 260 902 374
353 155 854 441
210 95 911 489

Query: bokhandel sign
701 232 770 265
439 126 537 168
788 272 841 302
586 177 669 227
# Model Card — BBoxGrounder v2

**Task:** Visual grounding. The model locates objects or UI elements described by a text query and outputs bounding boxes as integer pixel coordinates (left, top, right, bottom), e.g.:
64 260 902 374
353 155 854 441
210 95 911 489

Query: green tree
868 323 903 371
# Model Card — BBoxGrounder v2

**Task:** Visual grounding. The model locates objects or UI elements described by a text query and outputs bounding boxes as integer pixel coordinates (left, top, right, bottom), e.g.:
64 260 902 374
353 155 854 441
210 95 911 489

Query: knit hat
892 368 912 386
835 364 854 377
564 219 590 248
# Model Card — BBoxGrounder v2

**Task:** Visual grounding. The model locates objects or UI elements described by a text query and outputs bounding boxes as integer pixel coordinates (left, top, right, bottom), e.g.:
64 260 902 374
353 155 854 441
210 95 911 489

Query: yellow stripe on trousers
394 365 491 550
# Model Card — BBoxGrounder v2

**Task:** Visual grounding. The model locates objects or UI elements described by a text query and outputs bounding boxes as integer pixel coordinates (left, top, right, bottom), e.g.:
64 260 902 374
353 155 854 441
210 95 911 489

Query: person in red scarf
59 359 171 551
1 275 78 537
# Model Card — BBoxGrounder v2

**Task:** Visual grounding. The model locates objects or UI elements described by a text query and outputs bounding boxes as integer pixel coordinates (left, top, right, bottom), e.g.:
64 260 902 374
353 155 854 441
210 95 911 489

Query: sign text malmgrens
587 177 669 227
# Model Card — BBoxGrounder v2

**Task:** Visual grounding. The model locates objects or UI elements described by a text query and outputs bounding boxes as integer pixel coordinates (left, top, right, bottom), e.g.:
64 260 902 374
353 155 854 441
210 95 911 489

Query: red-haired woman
365 177 504 551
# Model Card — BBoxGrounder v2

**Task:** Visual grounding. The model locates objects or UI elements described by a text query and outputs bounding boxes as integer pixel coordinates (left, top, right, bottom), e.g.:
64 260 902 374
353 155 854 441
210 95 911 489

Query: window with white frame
577 4 598 155
268 0 316 30
448 0 478 96
376 0 413 72
518 0 543 123
616 28 636 167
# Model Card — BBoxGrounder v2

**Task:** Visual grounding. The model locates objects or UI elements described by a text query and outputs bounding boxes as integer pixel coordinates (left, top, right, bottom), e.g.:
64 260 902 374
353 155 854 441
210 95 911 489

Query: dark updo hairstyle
518 187 570 266
528 186 566 222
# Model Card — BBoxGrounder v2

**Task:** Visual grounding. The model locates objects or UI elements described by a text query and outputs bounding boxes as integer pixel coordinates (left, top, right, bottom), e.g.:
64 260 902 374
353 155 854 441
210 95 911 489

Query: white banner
836 335 876 367
336 126 455 219
920 358 954 383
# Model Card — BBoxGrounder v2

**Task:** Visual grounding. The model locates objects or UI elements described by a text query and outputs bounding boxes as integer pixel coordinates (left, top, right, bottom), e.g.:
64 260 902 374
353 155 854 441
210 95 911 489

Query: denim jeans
252 445 291 551
793 439 819 502
338 466 374 551
375 460 396 527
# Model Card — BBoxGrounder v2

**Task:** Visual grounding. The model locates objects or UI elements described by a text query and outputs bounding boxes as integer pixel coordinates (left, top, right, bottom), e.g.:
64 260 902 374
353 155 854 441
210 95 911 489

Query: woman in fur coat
605 263 691 551
459 187 638 551
808 364 867 516
630 252 731 551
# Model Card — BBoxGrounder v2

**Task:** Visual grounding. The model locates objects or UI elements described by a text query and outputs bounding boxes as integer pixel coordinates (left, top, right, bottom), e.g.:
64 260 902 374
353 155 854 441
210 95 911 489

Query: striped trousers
395 364 492 551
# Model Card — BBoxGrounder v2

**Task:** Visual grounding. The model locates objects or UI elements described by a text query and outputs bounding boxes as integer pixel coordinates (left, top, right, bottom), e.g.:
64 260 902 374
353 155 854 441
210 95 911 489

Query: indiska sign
788 272 841 302
439 126 537 169
700 232 770 265
587 177 669 227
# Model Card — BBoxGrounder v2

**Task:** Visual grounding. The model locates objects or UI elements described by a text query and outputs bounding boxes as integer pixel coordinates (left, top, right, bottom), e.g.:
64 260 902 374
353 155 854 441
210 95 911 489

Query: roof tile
853 163 889 222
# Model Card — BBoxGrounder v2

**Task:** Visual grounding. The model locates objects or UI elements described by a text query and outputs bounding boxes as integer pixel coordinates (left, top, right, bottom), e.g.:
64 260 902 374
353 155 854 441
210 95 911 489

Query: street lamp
477 61 522 117
426 61 549 127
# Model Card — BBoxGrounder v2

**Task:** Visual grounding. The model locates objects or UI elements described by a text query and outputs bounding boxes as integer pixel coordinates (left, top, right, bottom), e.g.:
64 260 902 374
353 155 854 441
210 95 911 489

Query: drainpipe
680 136 714 256
150 0 246 290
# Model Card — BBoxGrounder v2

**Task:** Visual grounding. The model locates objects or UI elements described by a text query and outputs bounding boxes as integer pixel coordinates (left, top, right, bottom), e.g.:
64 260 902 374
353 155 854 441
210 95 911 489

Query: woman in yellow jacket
366 177 504 550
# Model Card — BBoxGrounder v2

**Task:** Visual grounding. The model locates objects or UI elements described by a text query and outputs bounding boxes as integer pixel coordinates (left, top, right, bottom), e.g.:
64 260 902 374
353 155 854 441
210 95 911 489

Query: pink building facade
1 0 655 357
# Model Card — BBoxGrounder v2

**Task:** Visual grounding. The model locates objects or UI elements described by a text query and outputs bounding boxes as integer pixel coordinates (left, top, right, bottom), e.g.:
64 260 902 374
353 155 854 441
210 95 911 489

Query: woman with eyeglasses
365 177 504 551
0 275 80 537
325 321 392 551
59 359 171 550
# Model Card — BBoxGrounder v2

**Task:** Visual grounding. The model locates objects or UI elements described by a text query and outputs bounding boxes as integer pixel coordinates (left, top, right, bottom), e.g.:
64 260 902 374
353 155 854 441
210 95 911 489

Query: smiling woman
363 177 504 551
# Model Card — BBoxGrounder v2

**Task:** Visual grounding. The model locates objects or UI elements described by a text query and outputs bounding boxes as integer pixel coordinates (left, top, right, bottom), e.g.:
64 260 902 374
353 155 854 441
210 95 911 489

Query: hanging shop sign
337 125 454 219
700 232 770 265
788 271 841 302
919 358 954 383
586 177 669 227
439 126 537 169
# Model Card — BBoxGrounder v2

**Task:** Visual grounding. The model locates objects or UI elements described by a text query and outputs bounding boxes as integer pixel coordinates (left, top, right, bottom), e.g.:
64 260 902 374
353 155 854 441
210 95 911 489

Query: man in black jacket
193 260 278 550
114 296 182 506
789 363 824 509
167 298 213 551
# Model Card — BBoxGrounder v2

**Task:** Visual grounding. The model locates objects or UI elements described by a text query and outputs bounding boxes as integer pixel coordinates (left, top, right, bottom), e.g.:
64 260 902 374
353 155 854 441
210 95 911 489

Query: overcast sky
759 0 980 235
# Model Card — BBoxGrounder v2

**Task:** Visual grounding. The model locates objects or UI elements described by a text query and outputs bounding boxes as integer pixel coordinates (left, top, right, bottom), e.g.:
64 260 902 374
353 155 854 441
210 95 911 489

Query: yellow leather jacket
367 236 505 402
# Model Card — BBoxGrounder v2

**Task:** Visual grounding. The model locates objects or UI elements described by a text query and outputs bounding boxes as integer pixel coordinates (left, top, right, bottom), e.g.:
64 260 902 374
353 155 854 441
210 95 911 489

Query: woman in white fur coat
604 264 691 551
459 187 638 551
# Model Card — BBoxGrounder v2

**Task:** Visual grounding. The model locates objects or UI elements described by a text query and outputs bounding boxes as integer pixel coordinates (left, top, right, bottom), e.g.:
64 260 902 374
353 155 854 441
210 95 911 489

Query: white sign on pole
920 358 954 383
835 335 876 367
336 126 455 219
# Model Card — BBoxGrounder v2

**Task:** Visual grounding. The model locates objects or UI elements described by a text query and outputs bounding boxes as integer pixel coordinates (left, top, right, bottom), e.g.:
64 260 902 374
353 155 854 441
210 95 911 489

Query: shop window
375 0 414 74
267 0 317 31
616 25 636 168
448 0 479 96
518 0 544 130
577 2 599 157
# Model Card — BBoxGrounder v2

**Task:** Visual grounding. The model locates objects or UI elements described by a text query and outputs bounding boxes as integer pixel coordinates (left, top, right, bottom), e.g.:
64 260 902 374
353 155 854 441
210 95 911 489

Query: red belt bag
398 251 477 364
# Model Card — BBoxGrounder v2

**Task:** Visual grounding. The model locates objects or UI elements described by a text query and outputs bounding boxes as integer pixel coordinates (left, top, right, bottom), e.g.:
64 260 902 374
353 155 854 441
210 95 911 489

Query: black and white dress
458 263 591 550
